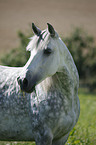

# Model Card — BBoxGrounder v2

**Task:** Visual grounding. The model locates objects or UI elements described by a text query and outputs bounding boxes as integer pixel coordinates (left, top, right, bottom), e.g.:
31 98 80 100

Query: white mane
26 29 50 51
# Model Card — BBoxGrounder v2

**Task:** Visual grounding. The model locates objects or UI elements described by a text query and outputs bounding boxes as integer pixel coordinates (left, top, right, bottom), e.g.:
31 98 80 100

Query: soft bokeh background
0 0 96 145
0 0 96 54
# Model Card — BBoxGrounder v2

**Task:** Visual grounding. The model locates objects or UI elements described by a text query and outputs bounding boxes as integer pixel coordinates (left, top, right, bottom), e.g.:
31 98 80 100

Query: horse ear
32 23 41 36
47 23 55 37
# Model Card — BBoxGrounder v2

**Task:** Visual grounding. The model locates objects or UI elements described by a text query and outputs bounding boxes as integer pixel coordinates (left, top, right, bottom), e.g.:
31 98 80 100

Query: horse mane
26 29 50 51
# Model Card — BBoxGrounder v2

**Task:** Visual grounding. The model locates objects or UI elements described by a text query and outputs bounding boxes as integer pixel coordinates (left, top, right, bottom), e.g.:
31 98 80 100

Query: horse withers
0 23 80 145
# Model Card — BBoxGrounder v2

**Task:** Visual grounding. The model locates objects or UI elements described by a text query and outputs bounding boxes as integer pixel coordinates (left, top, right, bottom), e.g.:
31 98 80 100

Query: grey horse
0 23 80 145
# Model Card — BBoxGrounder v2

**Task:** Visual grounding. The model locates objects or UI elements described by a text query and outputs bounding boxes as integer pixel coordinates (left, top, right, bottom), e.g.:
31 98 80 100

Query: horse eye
44 47 52 55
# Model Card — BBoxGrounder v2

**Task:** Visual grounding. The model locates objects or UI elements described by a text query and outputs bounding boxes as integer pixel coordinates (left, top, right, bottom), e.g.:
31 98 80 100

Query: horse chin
26 86 36 93
20 85 36 93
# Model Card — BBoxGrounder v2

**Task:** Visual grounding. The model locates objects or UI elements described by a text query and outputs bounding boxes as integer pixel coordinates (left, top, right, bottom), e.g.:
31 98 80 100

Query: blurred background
0 0 96 54
0 0 96 145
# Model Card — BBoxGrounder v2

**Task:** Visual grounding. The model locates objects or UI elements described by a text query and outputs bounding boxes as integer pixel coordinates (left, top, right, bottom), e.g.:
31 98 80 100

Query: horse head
17 23 78 94
17 23 64 93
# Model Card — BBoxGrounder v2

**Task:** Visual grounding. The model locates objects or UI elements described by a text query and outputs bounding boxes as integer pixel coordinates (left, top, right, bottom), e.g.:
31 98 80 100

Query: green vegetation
0 89 96 145
0 31 30 67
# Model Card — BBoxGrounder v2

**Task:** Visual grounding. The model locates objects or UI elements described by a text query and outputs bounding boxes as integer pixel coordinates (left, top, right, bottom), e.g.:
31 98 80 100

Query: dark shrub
64 28 96 91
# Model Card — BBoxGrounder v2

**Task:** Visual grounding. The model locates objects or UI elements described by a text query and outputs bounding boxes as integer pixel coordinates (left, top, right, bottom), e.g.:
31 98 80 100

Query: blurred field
0 89 96 145
0 0 96 55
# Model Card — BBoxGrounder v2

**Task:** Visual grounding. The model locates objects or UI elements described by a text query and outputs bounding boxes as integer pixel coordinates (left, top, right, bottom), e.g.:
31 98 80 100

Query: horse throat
38 70 74 98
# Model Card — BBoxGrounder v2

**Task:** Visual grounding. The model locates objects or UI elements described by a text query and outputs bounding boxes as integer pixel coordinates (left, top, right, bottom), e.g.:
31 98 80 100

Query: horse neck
38 41 79 99
36 41 79 104
36 68 79 117
37 70 74 100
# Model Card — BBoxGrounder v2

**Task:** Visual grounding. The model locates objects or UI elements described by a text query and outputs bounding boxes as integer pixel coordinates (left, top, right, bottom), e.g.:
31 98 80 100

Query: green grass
66 89 96 145
0 89 96 145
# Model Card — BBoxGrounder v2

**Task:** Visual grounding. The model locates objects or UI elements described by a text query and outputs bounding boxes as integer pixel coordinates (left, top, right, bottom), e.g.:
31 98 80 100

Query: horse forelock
26 29 50 52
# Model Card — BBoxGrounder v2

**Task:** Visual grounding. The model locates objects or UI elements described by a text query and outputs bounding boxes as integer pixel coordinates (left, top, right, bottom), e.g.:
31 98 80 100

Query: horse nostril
23 78 28 88
17 76 22 85
17 76 20 81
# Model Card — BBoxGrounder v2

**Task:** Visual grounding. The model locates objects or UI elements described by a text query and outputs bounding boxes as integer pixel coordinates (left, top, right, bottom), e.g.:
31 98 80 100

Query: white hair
26 29 50 51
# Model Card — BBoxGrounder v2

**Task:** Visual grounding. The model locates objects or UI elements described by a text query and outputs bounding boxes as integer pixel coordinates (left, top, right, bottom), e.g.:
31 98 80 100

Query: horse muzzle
17 76 36 93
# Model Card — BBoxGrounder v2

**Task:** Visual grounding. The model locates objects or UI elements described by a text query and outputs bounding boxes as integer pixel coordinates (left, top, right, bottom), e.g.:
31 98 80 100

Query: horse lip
20 84 36 93
25 85 36 93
